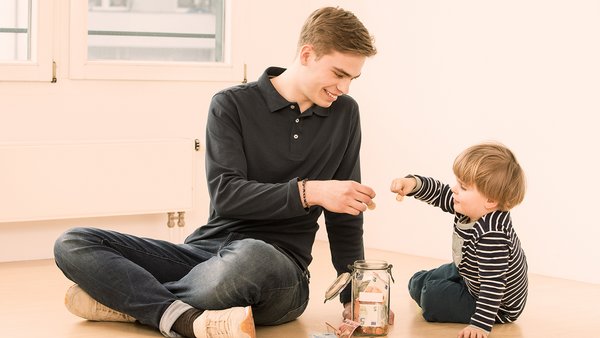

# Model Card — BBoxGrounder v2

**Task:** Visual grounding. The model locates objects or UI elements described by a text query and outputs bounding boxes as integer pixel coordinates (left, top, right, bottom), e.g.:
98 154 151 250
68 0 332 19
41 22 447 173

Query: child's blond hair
453 142 526 211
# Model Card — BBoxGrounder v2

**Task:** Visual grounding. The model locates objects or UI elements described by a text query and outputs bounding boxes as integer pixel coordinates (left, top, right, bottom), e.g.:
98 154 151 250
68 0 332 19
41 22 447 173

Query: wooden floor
2 240 598 338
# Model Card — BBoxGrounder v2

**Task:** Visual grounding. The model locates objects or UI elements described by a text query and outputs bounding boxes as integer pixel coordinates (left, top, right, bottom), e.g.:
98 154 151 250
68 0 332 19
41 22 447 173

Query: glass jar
325 260 394 336
351 260 392 336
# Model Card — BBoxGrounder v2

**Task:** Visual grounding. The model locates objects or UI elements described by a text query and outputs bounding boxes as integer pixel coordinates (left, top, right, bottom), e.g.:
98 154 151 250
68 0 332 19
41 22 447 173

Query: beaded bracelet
302 178 309 209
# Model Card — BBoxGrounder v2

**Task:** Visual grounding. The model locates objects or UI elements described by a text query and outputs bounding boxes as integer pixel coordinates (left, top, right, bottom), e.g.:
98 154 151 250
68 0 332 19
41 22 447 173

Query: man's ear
299 44 315 65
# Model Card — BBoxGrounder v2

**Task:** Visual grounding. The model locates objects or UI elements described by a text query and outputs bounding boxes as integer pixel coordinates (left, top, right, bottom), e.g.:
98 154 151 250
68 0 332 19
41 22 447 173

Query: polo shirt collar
258 67 330 117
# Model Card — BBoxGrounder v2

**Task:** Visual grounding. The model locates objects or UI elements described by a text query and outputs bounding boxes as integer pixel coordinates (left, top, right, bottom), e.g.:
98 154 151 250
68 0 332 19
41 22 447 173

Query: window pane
87 0 224 62
0 0 32 61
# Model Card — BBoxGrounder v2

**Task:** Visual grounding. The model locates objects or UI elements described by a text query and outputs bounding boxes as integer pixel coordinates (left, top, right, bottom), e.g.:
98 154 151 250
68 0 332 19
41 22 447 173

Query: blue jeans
408 263 476 323
54 227 309 337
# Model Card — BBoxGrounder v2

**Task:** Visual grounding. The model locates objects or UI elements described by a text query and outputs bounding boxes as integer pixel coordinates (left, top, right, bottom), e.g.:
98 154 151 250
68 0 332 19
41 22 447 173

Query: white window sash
0 0 54 82
69 0 246 82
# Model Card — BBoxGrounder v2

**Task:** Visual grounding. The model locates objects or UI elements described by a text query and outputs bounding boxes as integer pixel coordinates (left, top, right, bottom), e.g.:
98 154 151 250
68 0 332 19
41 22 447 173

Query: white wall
348 0 600 284
1 1 598 285
243 0 600 284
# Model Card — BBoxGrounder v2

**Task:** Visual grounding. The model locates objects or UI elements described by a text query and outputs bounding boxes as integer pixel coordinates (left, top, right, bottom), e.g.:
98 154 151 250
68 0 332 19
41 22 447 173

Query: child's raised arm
390 176 417 201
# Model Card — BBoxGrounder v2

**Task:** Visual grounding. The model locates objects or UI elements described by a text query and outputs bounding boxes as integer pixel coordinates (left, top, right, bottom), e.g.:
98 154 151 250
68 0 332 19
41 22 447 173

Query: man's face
299 48 366 108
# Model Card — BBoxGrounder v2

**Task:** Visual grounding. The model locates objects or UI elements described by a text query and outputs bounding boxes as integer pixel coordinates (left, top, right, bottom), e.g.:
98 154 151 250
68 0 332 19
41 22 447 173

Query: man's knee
53 227 100 268
54 227 83 259
222 239 286 276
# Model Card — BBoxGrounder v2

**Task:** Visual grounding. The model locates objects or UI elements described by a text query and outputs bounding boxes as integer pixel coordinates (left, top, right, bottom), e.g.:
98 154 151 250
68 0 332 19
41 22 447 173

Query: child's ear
485 199 499 210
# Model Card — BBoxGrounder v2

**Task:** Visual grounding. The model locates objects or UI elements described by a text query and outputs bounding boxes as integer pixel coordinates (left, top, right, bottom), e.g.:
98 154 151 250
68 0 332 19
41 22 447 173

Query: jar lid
353 260 390 270
324 272 351 302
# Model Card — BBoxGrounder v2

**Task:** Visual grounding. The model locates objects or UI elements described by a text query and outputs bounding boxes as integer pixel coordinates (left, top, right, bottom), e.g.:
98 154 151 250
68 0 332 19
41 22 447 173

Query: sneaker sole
241 307 256 338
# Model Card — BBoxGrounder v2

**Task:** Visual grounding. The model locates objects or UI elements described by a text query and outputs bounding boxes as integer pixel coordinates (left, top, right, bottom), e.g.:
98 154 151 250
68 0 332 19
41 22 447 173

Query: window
0 0 243 82
70 0 245 81
0 0 53 81
88 0 130 12
0 0 32 61
87 0 224 63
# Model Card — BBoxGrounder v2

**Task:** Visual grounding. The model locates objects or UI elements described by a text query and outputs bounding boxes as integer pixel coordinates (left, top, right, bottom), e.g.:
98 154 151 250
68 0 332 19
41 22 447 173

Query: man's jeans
54 227 309 337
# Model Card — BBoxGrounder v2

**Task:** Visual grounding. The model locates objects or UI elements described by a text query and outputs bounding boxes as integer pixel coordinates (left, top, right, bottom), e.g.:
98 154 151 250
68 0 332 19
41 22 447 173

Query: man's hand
342 302 352 320
342 302 395 325
458 325 488 338
303 180 376 215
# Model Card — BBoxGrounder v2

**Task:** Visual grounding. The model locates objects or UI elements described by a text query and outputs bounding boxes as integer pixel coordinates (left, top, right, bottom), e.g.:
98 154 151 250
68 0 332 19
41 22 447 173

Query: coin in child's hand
396 194 404 201
367 201 376 210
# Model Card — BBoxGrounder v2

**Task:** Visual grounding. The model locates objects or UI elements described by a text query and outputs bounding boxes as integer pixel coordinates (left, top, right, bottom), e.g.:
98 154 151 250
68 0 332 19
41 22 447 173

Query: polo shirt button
295 118 300 123
290 105 295 109
293 134 299 139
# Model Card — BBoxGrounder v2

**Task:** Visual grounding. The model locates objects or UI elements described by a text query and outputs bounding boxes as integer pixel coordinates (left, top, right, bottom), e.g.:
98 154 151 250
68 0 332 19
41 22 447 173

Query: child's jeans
408 262 476 323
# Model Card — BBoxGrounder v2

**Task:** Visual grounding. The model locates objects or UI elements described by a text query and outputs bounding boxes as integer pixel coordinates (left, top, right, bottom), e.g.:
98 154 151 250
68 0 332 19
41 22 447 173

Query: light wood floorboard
2 240 598 337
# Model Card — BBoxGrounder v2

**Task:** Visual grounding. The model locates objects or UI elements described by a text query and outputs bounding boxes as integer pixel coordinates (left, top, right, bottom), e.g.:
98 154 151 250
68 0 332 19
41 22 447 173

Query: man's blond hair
453 142 526 211
298 7 377 58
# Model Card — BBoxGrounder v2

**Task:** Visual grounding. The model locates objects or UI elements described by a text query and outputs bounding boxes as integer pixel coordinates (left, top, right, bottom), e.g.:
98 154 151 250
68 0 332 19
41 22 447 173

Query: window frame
0 0 54 82
69 0 246 82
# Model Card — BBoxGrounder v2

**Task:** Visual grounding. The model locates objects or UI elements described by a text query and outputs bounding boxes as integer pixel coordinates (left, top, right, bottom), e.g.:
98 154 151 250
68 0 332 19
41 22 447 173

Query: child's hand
457 325 488 338
390 176 417 201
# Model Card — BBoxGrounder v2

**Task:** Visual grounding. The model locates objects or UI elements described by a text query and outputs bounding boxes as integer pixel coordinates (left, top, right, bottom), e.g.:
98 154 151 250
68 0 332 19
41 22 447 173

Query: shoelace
92 302 131 319
206 319 232 337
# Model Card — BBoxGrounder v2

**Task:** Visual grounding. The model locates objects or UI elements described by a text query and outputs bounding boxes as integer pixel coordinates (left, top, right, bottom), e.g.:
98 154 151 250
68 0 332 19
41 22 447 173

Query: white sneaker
193 306 256 338
64 284 136 323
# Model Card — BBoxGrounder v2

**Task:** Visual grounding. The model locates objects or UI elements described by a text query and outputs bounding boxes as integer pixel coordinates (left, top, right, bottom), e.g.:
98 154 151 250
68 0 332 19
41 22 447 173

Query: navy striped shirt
411 175 528 332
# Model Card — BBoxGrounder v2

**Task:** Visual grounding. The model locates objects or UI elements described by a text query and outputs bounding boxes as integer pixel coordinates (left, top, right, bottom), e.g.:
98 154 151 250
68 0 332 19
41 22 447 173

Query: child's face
451 178 497 221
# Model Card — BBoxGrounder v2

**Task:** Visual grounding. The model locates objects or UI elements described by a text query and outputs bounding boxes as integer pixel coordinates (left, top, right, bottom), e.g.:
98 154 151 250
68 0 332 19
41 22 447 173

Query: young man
54 7 377 338
390 142 528 338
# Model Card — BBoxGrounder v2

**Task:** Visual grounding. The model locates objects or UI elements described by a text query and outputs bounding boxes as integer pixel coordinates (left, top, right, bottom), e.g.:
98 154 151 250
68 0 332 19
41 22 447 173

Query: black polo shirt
186 67 364 302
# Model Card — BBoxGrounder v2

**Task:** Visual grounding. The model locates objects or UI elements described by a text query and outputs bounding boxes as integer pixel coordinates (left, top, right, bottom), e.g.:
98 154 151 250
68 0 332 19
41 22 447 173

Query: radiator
0 139 195 223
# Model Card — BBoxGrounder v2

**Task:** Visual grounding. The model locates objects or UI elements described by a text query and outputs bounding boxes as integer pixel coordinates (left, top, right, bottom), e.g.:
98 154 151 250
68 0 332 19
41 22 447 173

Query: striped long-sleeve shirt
411 175 528 333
